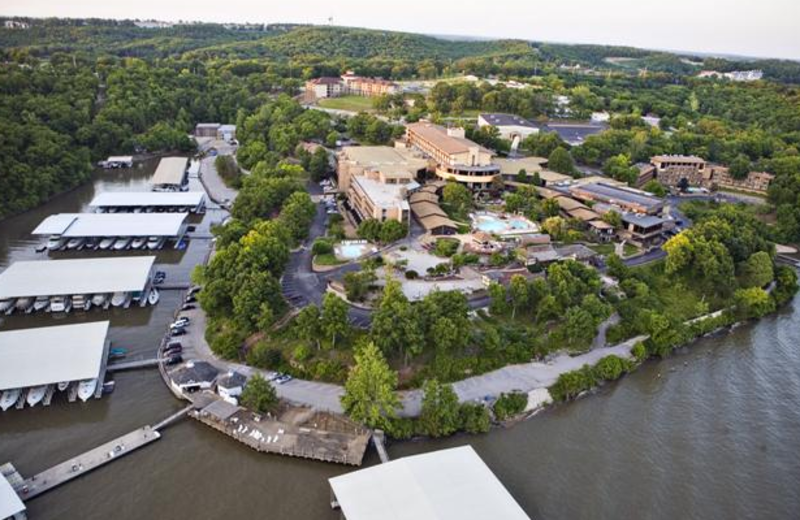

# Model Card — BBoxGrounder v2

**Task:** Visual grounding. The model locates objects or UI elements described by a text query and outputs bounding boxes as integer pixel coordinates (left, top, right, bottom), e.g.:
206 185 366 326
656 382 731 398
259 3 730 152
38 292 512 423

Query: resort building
337 146 428 223
341 72 398 97
405 122 499 190
477 113 540 141
306 73 397 99
619 213 667 247
650 155 710 187
408 184 458 235
568 182 665 215
305 77 345 98
329 446 530 520
541 121 607 146
495 157 571 188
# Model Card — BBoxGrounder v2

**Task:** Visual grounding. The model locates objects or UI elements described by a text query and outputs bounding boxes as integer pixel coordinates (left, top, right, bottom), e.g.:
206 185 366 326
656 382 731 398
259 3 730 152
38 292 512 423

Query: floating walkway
4 406 193 503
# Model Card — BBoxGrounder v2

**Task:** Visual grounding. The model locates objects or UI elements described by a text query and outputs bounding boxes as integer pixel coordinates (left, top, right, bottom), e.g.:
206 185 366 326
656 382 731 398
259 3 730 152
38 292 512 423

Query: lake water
1 169 799 519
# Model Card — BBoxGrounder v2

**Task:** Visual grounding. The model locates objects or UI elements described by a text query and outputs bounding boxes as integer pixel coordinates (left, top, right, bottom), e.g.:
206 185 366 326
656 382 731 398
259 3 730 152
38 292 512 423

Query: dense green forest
1 18 799 220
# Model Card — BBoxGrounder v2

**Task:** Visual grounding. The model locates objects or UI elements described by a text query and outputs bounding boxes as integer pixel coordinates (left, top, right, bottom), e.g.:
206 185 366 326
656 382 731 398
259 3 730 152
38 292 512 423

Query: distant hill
1 18 799 83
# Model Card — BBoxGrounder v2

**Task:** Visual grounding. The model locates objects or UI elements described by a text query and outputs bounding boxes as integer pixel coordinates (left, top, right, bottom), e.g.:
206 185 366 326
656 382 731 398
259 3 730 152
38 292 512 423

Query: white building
329 446 530 520
169 361 218 395
217 371 247 403
477 113 540 141
591 111 610 123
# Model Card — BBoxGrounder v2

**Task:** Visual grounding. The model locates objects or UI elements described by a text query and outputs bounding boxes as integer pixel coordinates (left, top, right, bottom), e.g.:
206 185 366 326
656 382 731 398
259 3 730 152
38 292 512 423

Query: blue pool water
336 244 368 259
474 215 532 233
475 219 507 232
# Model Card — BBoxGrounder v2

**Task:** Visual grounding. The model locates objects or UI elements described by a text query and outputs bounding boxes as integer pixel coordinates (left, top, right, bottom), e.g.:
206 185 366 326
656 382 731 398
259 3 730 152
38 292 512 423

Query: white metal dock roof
152 157 188 186
0 257 155 299
32 213 188 238
89 191 205 208
0 321 109 391
0 473 25 520
329 446 530 520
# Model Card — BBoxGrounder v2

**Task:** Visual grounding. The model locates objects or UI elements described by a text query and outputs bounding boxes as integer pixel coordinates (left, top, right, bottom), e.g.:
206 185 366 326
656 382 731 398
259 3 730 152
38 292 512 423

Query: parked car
181 304 196 311
187 225 197 232
170 327 186 337
267 372 281 382
185 295 197 303
275 374 293 385
164 354 183 366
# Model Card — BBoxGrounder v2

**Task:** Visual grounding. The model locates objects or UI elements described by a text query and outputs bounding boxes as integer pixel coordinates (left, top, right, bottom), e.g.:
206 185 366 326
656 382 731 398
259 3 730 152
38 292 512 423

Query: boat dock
14 427 162 500
4 405 193 503
107 357 161 372
372 430 390 463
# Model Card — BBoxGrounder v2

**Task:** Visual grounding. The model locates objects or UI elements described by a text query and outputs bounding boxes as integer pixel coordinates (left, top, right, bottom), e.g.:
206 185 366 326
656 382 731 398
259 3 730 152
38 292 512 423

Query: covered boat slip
151 157 189 190
32 213 189 250
329 446 530 520
0 257 156 309
0 322 110 392
89 191 206 213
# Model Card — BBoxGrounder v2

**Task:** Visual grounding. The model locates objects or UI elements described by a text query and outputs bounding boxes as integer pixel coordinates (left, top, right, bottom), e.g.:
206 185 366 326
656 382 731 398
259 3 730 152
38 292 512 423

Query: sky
3 0 799 61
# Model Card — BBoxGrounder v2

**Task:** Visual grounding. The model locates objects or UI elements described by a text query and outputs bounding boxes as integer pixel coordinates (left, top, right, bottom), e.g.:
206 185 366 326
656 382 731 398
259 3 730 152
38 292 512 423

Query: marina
32 213 190 252
0 257 158 315
89 191 207 214
0 322 111 411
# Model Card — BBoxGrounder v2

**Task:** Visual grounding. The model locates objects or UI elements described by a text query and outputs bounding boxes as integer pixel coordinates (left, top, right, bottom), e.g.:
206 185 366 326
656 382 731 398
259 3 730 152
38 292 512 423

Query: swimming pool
472 213 537 235
334 241 374 260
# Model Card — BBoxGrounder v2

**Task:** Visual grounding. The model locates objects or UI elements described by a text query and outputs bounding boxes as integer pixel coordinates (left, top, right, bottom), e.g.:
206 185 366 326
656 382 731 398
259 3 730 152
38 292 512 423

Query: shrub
434 238 460 258
385 417 418 440
292 343 312 363
549 365 597 402
459 402 491 434
246 342 285 370
312 239 333 255
592 355 632 381
631 342 648 362
493 391 528 420
405 270 419 280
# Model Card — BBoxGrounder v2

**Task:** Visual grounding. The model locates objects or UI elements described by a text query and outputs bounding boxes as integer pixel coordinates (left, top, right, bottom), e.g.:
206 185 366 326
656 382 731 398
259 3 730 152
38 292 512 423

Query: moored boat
15 297 34 312
98 237 115 250
66 237 85 250
0 299 14 313
131 237 147 249
72 294 91 311
78 379 97 402
57 381 70 392
33 296 50 312
111 292 129 307
148 288 160 306
47 236 66 251
91 293 109 307
26 385 48 407
112 237 132 250
49 296 72 313
1 389 21 411
147 236 165 250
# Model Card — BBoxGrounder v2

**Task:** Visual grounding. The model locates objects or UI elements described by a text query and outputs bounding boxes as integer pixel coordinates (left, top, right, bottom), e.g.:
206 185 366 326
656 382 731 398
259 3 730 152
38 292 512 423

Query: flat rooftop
480 113 538 128
152 157 188 186
0 257 155 299
542 122 606 145
0 473 25 520
90 191 205 208
32 213 188 238
406 122 491 156
570 182 663 211
353 176 417 210
0 321 109 391
341 146 428 175
329 446 530 520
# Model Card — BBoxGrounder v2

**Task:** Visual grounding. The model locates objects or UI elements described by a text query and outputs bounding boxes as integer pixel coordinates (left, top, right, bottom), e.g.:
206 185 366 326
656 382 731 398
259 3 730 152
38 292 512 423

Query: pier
4 406 193 503
372 430 390 463
107 357 161 372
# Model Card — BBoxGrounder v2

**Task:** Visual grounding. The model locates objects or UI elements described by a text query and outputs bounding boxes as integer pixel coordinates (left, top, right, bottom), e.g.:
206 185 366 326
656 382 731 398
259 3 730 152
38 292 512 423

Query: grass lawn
318 95 376 113
314 253 346 266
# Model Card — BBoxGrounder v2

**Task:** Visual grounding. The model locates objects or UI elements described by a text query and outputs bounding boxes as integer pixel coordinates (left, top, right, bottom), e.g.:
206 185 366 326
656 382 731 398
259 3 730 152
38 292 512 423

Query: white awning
0 321 109 391
32 213 188 238
89 191 205 208
329 446 530 520
0 257 155 299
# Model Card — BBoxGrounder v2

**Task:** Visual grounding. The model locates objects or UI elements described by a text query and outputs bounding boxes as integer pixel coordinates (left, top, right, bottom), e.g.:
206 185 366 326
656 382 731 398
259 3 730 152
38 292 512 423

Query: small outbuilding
217 371 247 402
169 361 219 395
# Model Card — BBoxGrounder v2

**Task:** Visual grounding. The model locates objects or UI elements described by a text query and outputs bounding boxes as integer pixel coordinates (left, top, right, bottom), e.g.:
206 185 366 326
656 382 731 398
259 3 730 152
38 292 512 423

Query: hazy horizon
2 0 799 61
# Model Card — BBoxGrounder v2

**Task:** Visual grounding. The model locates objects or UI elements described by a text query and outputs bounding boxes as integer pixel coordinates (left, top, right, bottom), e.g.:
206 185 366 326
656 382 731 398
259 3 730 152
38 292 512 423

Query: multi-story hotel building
650 155 711 187
305 73 398 99
404 122 500 190
337 146 428 223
